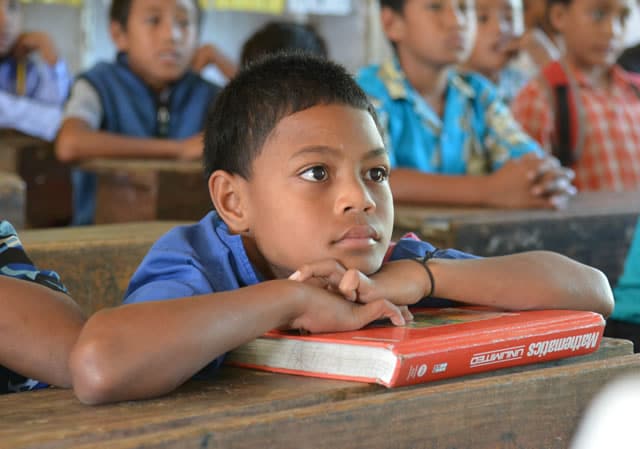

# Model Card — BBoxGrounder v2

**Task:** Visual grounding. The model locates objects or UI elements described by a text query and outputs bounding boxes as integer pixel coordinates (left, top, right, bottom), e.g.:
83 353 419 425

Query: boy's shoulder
356 60 407 102
452 71 501 106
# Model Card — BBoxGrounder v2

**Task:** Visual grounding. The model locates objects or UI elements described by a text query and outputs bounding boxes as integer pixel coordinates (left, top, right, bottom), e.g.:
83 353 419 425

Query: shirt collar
563 61 635 91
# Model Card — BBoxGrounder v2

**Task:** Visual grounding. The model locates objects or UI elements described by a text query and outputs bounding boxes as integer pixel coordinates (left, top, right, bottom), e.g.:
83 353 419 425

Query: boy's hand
12 32 58 65
487 153 573 209
287 281 406 333
529 155 576 210
290 258 430 307
178 134 204 160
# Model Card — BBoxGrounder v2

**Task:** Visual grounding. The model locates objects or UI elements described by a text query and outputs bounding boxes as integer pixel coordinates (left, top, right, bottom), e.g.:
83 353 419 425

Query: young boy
356 0 575 209
511 0 640 192
68 53 613 405
0 0 71 141
0 220 85 393
461 0 529 103
56 0 220 225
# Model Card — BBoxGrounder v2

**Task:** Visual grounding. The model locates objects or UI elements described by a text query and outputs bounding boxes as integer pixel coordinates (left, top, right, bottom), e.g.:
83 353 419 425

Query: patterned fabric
356 58 541 175
124 211 477 377
511 63 640 192
0 54 71 140
0 220 68 394
497 65 530 105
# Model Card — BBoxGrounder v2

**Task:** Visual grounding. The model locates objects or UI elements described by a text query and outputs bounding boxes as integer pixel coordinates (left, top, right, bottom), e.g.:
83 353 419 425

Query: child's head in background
0 0 21 57
240 21 328 66
109 0 201 90
378 0 477 68
548 0 632 71
463 0 524 81
204 53 394 279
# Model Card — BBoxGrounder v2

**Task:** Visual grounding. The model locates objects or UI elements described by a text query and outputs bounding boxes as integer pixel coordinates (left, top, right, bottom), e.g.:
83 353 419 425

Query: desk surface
80 158 203 174
0 338 637 449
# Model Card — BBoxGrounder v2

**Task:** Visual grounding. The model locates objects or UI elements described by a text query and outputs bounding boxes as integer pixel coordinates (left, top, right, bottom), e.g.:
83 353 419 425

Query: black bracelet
414 251 436 298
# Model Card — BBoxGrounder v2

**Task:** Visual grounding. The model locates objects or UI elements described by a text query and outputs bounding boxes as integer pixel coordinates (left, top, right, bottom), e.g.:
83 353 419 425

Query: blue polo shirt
124 211 477 374
356 59 541 174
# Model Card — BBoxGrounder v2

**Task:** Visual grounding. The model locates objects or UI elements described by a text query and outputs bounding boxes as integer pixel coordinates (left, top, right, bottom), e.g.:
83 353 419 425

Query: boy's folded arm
69 279 403 405
0 90 63 141
423 251 614 316
0 276 85 388
55 118 189 162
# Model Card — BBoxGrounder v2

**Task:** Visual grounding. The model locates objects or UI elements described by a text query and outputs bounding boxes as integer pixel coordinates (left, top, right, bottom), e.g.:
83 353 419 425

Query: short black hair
379 0 406 12
203 52 381 180
109 0 201 28
240 21 328 67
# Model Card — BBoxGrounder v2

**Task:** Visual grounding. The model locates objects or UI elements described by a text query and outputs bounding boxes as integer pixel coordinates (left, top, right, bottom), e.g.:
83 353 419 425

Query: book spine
389 325 603 387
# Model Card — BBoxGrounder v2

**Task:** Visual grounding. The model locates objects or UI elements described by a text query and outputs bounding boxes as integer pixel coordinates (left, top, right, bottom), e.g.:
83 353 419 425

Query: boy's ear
109 21 129 52
548 3 568 33
208 170 251 234
381 7 405 45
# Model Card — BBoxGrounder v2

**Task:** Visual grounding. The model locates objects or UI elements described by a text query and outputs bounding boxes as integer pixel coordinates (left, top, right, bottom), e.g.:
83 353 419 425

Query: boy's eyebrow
290 146 388 159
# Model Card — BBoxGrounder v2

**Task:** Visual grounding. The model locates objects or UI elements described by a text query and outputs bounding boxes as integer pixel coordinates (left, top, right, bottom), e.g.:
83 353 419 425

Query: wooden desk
0 338 636 449
0 132 72 228
394 191 640 284
20 221 184 314
80 158 212 224
0 171 25 228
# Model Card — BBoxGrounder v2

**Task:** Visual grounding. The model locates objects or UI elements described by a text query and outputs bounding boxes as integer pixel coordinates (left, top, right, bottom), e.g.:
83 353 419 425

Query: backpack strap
539 61 586 166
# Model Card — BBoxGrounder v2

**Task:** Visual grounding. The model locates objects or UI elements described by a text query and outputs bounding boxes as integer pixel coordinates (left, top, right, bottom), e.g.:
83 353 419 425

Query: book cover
225 307 605 387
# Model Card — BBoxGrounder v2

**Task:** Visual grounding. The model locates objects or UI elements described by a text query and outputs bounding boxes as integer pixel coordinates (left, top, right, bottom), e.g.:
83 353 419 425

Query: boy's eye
146 15 161 25
365 167 389 183
477 12 490 23
300 166 329 182
590 8 606 21
425 1 444 11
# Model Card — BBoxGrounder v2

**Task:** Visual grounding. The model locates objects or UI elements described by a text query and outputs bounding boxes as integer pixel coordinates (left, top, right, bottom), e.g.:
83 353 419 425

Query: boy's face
111 0 198 90
523 0 546 29
552 0 632 70
466 0 523 76
240 104 394 278
386 0 477 67
0 0 21 57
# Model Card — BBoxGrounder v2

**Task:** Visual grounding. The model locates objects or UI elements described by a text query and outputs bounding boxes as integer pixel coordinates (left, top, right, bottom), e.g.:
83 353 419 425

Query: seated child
511 0 640 192
68 52 613 405
0 0 71 141
357 0 575 209
0 220 85 393
240 21 328 66
56 0 221 225
461 0 529 104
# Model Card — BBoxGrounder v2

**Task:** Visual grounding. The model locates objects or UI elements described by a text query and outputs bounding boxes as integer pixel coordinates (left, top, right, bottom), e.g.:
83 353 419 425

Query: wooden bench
394 191 640 284
0 132 72 228
0 171 25 228
79 158 212 224
20 222 185 314
0 338 636 449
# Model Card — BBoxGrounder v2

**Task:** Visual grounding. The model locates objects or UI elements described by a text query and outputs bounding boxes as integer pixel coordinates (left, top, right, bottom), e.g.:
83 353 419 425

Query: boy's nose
335 179 376 215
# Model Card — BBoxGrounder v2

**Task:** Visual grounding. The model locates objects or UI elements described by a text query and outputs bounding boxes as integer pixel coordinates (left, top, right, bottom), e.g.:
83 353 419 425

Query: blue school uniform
612 219 640 324
356 59 541 174
124 211 477 376
0 221 68 394
71 53 220 225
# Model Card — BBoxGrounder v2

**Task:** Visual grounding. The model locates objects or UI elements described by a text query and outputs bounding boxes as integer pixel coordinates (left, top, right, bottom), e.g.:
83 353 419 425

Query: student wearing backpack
511 0 640 192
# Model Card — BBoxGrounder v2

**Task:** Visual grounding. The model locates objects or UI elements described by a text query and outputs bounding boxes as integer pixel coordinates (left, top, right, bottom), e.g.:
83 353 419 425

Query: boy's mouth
332 225 380 249
158 51 181 64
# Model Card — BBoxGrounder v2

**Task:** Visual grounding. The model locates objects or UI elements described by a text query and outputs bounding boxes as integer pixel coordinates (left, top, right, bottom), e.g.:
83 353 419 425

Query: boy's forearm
426 252 614 316
0 277 85 388
56 119 182 162
390 169 492 206
69 280 305 405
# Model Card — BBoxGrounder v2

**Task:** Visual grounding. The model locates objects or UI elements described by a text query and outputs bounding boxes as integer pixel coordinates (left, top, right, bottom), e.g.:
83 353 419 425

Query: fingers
355 300 406 327
398 306 414 323
289 260 347 291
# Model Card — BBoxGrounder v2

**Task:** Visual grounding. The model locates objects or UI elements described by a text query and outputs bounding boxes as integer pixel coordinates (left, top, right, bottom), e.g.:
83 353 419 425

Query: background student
357 0 575 209
0 0 71 141
55 0 220 225
461 0 529 104
68 53 613 405
0 220 85 393
239 21 328 66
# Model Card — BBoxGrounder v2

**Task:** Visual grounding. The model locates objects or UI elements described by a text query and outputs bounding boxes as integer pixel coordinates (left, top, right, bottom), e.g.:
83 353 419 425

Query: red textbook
225 307 605 387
